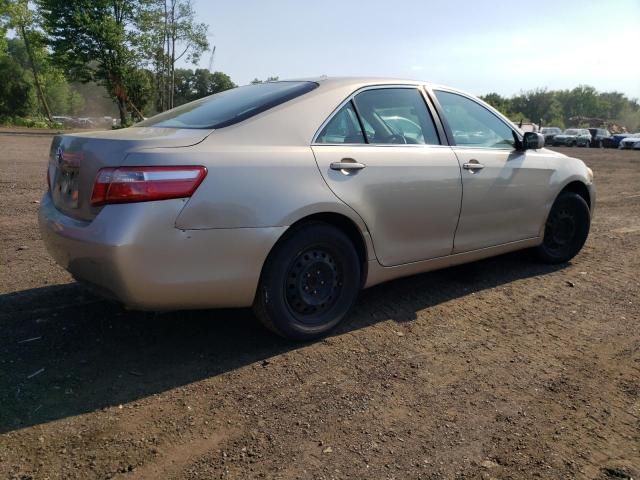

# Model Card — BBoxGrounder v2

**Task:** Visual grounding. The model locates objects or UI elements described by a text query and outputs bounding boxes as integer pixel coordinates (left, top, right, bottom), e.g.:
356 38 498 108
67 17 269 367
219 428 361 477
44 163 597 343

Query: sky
192 0 640 99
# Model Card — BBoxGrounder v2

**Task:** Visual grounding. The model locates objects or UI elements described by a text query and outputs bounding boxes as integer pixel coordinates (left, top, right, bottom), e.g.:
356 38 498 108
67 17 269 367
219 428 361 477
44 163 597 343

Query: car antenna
518 119 523 129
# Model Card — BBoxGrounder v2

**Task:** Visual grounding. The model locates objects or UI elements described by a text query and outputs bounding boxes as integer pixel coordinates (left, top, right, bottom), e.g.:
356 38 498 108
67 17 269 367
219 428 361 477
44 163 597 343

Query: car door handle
330 161 366 171
463 161 485 171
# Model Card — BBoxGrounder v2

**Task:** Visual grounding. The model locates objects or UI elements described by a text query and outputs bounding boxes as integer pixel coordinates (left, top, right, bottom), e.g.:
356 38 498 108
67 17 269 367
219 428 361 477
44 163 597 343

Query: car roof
289 76 469 95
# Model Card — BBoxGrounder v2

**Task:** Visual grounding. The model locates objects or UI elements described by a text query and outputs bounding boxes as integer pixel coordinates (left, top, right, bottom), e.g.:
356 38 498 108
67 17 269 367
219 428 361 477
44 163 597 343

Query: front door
432 89 553 253
312 87 462 266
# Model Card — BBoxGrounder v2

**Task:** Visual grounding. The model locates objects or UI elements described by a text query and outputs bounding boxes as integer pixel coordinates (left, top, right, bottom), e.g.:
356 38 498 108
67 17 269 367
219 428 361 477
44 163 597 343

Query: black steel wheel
285 248 342 321
254 222 361 340
536 192 590 264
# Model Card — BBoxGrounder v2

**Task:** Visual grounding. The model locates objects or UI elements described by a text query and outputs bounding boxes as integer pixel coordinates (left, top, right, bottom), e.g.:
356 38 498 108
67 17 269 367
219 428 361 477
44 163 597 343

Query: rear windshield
136 81 318 129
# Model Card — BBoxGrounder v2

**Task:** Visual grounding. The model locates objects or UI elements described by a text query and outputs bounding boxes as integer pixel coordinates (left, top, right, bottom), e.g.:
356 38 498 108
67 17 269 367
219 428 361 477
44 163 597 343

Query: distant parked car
77 117 97 128
605 133 630 148
588 128 611 148
553 128 592 147
619 133 640 150
540 127 562 146
513 122 539 133
51 115 76 128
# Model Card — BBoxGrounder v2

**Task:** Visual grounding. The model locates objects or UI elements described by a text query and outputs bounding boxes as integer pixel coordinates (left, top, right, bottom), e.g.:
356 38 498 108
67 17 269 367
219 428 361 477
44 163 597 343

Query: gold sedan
39 78 594 340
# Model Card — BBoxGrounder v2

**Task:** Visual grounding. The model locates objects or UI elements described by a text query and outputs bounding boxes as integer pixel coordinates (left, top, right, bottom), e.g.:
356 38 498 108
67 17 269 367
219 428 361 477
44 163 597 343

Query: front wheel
536 192 590 264
253 223 361 340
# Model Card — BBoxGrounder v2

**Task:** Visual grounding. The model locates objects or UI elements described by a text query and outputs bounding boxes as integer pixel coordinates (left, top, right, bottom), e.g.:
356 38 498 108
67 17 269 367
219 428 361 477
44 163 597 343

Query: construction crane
208 46 216 72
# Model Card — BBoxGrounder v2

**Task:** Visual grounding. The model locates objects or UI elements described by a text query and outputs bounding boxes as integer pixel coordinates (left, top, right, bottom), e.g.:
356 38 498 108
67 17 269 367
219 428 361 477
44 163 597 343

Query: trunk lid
48 127 212 221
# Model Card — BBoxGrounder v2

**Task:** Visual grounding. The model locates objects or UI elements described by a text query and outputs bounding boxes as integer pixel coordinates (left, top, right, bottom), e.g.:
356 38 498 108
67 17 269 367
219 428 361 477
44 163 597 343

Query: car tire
253 222 361 341
536 192 590 264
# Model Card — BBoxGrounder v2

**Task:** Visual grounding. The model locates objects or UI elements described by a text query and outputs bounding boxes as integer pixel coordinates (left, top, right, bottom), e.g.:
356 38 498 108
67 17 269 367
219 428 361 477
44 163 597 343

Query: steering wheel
387 133 408 144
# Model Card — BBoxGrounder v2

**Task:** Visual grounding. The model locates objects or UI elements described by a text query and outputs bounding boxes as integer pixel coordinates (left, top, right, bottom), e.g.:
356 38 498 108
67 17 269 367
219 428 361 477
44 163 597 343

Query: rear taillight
90 166 207 206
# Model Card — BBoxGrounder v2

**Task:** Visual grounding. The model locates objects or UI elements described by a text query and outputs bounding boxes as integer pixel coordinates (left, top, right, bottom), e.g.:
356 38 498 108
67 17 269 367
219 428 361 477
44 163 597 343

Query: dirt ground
1 132 638 480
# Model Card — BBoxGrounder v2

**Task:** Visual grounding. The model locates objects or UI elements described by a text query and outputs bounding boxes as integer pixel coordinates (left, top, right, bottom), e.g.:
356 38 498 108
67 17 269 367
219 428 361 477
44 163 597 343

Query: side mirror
522 131 545 150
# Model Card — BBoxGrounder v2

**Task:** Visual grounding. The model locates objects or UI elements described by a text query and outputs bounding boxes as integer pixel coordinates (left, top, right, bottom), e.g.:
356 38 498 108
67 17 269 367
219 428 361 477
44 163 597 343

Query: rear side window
137 81 318 129
316 101 366 144
354 88 440 145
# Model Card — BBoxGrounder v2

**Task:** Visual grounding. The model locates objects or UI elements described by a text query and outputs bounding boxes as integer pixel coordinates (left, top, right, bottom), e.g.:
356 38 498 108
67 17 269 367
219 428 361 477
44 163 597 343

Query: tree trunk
128 99 144 122
170 0 176 109
117 96 127 127
20 24 53 123
170 38 175 109
162 0 169 111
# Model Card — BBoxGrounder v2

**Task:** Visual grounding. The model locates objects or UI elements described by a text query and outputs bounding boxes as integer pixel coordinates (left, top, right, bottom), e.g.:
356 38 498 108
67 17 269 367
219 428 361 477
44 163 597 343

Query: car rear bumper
38 192 285 310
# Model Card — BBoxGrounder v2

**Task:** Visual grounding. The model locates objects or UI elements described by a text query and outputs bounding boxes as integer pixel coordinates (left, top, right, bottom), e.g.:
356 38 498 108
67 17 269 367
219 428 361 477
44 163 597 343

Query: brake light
91 166 207 206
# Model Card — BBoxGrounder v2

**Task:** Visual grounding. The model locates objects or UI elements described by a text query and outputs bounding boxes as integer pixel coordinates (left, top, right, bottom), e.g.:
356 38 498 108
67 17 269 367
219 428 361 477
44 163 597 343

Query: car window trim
312 84 443 147
428 87 524 151
349 99 369 144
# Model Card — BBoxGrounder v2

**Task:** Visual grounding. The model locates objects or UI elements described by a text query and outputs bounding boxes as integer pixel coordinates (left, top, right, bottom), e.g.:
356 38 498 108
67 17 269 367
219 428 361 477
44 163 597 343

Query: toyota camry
39 77 595 340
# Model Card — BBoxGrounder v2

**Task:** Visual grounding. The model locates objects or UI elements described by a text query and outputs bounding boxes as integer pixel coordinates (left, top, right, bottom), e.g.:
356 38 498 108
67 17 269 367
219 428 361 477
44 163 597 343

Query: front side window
353 88 440 145
137 81 318 129
316 101 365 144
434 90 516 149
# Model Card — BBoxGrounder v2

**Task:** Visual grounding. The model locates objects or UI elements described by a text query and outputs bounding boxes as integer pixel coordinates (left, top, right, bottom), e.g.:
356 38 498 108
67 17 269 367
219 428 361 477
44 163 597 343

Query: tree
166 0 208 108
0 54 33 117
192 70 234 99
508 88 565 127
480 92 514 117
138 0 208 111
555 85 603 120
7 37 84 116
38 0 144 125
125 68 155 117
597 91 627 120
173 68 235 106
0 0 9 54
4 0 52 121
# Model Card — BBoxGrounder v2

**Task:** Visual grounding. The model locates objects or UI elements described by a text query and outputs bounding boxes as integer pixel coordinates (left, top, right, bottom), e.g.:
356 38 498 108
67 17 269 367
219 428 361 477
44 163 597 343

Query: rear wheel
253 223 361 340
536 192 590 264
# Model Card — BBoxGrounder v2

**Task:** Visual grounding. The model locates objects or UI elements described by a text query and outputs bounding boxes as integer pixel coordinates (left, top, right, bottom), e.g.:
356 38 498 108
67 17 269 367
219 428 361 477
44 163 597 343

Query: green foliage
481 86 640 130
126 68 155 116
0 116 61 128
4 37 84 117
0 0 8 54
0 54 34 117
174 68 235 106
137 0 209 110
44 72 85 116
37 0 143 123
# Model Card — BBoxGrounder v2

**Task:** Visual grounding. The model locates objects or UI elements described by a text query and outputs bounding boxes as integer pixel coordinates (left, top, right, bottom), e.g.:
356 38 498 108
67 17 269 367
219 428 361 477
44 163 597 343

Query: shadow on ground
0 251 565 433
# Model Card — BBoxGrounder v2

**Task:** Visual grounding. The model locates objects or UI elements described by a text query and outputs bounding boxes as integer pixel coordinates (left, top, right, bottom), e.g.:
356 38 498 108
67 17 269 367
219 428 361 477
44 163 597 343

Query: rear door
431 89 552 253
312 86 462 266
